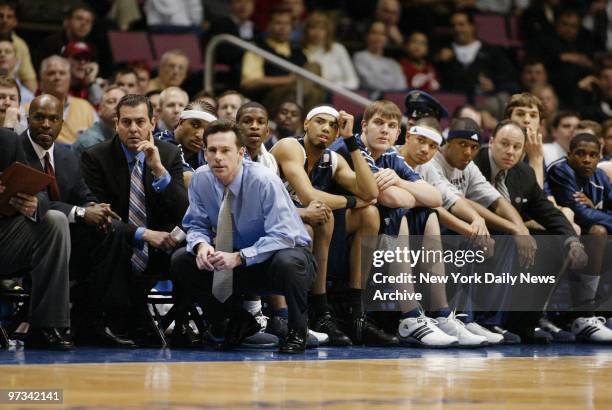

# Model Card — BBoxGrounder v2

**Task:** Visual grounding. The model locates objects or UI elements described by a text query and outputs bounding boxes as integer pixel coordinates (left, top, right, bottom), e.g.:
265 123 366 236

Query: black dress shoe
311 312 352 346
345 315 399 347
279 327 308 354
75 325 137 348
25 328 74 351
221 309 260 351
0 325 8 349
170 322 201 348
129 324 167 348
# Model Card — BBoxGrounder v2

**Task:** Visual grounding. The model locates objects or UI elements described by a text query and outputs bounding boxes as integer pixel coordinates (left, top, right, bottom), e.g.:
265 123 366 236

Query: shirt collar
27 129 54 162
214 160 245 198
120 141 145 165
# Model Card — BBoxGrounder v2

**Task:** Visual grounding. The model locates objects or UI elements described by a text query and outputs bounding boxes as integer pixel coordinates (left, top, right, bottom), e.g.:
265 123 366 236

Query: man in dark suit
473 119 588 341
81 94 189 346
20 94 137 347
0 128 72 350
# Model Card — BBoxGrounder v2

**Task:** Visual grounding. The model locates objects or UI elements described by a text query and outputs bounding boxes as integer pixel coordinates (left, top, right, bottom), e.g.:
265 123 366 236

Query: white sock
243 300 262 316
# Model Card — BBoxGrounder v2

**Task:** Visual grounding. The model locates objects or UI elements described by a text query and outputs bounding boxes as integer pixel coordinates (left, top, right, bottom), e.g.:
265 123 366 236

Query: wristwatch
239 251 247 266
75 206 86 222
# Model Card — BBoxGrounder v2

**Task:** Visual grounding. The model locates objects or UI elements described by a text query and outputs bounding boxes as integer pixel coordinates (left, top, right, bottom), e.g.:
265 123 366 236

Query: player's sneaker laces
435 311 488 347
465 322 504 345
398 314 459 348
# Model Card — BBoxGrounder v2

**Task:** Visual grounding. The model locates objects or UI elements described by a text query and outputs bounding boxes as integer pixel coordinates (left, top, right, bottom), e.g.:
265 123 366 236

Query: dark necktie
494 170 510 202
129 157 148 272
44 152 61 201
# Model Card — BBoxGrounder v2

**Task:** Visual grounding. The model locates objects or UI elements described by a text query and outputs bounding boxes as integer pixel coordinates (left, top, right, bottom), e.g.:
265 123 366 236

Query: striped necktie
129 157 148 273
494 170 510 202
212 187 233 302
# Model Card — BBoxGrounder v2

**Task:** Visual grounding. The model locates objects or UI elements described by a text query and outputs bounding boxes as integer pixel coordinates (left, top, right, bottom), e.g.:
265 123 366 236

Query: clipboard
0 161 54 217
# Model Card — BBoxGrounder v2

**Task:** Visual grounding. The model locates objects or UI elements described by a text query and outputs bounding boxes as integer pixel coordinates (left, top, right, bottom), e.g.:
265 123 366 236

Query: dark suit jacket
473 148 575 236
80 135 188 239
0 128 49 218
21 132 97 216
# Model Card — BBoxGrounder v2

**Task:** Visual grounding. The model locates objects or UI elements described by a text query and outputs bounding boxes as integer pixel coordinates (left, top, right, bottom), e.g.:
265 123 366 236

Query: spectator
0 75 23 132
302 11 358 90
543 111 580 166
0 39 33 104
281 0 307 45
156 86 188 132
112 67 139 95
520 58 549 92
521 0 560 40
36 55 98 145
147 50 189 92
144 0 202 29
532 84 559 142
129 61 151 95
577 62 612 122
374 0 404 49
435 11 516 95
0 0 37 92
267 100 302 147
208 0 259 89
63 41 103 106
146 89 162 118
528 9 595 106
217 89 245 121
399 32 440 93
34 3 95 70
353 21 406 92
72 86 127 156
241 7 315 112
601 119 612 160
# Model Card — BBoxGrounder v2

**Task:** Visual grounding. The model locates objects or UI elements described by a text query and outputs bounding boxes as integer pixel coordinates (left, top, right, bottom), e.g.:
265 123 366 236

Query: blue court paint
1 344 612 366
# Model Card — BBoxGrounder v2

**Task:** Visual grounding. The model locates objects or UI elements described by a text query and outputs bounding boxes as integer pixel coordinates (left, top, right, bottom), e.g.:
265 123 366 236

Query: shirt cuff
134 227 146 249
152 170 171 193
240 246 258 266
68 206 77 223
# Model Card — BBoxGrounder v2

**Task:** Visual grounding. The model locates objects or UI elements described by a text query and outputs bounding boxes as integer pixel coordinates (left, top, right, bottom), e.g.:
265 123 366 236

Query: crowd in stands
0 0 612 353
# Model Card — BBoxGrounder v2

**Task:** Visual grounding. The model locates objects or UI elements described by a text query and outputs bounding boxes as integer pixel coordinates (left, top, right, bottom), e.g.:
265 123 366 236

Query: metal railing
204 34 372 109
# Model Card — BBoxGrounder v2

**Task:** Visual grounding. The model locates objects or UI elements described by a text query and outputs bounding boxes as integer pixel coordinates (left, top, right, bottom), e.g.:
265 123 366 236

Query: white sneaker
398 315 459 348
435 311 488 347
308 329 329 345
572 317 612 343
465 322 504 345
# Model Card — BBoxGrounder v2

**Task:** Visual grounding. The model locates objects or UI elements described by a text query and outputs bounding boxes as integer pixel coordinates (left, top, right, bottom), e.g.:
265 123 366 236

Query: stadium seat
108 31 155 68
331 90 370 117
150 33 203 71
474 14 521 48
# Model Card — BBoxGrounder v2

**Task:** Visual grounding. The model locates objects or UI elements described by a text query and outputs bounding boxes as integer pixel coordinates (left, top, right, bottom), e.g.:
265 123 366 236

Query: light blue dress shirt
184 160 311 266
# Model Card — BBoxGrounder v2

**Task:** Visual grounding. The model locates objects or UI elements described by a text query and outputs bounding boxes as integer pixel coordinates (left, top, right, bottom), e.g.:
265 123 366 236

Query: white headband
306 106 339 121
409 126 443 145
180 110 217 123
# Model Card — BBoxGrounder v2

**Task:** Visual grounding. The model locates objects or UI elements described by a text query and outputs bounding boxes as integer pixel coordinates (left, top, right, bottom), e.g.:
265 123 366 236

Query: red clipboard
0 161 54 217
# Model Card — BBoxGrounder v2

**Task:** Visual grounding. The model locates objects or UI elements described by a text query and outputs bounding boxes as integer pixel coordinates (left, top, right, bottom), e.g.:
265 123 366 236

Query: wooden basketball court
2 345 612 409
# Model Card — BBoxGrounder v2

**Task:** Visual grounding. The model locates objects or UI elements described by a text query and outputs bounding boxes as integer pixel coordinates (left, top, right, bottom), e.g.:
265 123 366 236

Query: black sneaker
279 328 308 354
311 312 352 346
538 318 575 342
221 309 261 350
484 325 521 344
0 325 9 349
346 315 399 346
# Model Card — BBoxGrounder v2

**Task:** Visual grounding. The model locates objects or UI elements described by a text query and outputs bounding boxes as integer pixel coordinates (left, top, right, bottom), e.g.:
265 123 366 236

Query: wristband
344 137 359 152
344 195 357 209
